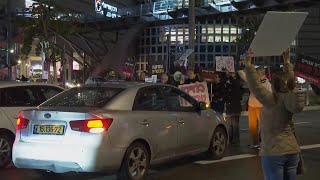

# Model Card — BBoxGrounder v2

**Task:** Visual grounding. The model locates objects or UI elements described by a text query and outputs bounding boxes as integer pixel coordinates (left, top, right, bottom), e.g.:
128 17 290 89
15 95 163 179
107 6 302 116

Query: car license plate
33 125 65 135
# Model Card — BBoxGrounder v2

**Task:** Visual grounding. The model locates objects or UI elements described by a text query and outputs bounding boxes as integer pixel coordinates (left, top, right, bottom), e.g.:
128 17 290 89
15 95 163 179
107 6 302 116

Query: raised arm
237 70 247 82
282 49 294 79
244 51 275 107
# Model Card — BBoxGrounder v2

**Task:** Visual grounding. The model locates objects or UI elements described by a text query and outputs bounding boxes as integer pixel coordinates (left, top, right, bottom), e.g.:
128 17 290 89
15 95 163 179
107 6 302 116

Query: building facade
136 17 241 74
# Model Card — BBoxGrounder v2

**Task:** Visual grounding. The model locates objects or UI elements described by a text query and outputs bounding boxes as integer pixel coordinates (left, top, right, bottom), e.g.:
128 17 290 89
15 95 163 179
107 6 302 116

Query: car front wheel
0 134 13 168
207 126 227 160
118 142 150 180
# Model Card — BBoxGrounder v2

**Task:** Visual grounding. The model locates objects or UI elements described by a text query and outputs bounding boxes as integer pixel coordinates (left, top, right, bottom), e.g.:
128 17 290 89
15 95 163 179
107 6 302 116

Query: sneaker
248 144 260 149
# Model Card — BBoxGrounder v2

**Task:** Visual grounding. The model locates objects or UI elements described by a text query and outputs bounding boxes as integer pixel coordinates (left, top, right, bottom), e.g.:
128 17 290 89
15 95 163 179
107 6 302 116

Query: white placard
249 11 308 57
215 56 234 72
145 75 158 83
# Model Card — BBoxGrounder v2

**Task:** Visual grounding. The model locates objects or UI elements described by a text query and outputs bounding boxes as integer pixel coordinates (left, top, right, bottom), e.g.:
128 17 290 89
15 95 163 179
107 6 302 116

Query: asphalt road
1 110 319 180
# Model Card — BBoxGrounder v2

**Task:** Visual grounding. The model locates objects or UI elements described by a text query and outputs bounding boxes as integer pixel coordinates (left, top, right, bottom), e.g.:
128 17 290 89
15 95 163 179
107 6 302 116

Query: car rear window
40 87 124 108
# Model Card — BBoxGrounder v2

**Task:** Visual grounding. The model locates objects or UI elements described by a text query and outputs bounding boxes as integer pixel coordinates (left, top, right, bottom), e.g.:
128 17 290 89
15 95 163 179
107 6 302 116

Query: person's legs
248 106 259 145
284 153 299 180
225 115 233 142
231 115 240 144
261 155 285 180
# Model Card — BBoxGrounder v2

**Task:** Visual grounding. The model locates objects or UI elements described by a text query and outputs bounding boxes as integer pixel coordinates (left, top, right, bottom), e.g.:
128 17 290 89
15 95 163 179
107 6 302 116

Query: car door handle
140 120 150 126
178 120 185 124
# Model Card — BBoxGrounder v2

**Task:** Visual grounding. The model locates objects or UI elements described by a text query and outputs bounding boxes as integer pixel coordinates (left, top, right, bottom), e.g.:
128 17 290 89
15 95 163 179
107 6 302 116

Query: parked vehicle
12 82 229 180
0 82 64 168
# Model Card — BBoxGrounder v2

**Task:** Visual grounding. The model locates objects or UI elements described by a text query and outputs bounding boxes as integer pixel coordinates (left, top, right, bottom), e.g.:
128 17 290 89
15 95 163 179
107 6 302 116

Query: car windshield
40 87 124 108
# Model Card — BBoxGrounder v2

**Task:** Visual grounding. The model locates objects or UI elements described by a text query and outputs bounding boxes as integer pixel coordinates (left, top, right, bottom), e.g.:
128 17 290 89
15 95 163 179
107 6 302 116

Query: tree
19 0 79 83
236 15 263 54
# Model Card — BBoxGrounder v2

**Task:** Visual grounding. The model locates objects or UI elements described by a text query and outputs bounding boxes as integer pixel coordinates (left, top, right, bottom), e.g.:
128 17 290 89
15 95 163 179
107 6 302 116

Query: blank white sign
249 11 308 57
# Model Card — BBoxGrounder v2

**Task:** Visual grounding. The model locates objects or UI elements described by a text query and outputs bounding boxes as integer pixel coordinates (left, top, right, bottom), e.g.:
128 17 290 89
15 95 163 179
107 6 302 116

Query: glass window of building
200 54 206 62
200 45 206 53
177 36 184 44
223 26 229 34
230 26 237 34
158 46 163 53
208 45 214 52
207 25 214 34
223 45 229 53
223 35 230 42
201 26 207 34
215 25 222 34
230 35 237 42
231 45 237 53
208 54 213 62
215 35 222 42
201 35 207 43
216 45 221 53
208 35 214 43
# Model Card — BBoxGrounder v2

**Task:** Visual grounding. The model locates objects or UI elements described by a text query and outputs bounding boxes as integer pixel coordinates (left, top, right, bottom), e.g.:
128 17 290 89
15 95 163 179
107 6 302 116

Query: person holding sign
243 49 305 180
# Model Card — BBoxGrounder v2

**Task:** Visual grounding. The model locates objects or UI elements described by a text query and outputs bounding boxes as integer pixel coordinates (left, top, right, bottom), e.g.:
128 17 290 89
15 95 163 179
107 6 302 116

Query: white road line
195 143 320 165
195 154 256 165
241 122 310 131
294 122 311 125
301 144 320 150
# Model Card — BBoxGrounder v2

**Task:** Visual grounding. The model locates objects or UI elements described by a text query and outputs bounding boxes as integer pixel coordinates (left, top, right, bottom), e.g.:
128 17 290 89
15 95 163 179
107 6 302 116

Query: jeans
226 115 240 144
261 153 299 180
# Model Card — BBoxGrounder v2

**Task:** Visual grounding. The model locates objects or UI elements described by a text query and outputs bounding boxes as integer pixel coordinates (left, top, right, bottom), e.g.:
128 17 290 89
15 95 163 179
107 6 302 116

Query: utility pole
6 0 14 80
188 0 196 70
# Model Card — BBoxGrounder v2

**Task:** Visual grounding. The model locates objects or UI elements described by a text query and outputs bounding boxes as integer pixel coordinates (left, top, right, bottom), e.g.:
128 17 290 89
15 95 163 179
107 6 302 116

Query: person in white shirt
238 66 272 148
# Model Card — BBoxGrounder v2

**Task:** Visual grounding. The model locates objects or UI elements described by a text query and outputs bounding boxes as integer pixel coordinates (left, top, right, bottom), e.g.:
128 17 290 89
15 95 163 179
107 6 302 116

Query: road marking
195 143 320 165
301 144 320 150
241 122 310 131
195 154 256 165
294 122 311 125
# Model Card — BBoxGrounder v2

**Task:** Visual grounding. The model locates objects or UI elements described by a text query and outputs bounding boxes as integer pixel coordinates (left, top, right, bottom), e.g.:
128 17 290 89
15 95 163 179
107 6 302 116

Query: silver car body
12 82 228 173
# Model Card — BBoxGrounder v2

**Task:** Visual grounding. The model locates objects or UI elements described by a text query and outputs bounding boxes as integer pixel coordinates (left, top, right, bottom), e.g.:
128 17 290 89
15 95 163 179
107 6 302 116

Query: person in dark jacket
225 71 244 145
211 73 225 114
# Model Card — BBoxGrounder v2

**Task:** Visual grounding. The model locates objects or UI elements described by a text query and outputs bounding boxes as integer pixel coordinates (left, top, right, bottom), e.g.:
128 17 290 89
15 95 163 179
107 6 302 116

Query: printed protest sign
295 55 320 86
250 11 308 57
178 82 210 107
215 56 234 72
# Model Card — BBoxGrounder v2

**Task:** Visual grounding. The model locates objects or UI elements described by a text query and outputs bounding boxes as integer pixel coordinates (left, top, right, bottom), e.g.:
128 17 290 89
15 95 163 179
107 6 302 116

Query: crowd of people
137 49 305 180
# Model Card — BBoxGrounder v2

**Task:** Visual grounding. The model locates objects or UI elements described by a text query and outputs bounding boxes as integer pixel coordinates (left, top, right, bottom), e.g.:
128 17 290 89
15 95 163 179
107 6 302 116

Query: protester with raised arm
243 49 305 180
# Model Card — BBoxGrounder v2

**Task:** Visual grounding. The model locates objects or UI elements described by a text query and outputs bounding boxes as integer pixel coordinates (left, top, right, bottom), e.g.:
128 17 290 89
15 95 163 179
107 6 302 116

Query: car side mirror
199 102 208 111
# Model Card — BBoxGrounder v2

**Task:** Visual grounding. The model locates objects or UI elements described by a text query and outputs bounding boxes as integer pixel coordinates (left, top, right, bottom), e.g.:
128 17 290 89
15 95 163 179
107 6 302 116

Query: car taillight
69 119 113 133
17 116 30 130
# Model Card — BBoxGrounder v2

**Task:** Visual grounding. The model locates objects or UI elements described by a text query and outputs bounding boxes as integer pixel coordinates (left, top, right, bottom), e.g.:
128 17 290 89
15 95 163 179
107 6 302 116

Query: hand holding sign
282 48 291 64
244 49 254 67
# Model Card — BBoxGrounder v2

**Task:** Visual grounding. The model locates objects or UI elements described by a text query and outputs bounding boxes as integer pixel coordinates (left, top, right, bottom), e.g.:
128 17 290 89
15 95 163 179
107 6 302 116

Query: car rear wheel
207 126 227 160
118 142 150 180
0 134 14 168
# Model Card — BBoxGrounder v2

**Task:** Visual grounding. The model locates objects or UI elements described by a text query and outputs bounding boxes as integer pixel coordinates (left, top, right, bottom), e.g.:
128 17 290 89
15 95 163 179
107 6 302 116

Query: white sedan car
13 82 229 179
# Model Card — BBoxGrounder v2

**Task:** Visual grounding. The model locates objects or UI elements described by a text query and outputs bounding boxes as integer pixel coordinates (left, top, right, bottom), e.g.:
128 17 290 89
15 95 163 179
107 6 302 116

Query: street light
18 60 21 64
9 49 14 54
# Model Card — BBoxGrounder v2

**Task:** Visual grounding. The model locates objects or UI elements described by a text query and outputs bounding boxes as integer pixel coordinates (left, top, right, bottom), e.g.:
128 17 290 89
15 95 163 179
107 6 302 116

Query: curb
238 106 320 117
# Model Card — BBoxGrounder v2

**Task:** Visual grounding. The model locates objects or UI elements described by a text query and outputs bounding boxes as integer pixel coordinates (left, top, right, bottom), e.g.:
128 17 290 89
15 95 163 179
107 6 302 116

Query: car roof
0 81 64 89
82 81 172 89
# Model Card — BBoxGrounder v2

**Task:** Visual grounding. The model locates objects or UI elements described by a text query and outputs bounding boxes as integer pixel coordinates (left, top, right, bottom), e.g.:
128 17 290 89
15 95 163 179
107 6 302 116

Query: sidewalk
238 105 320 116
